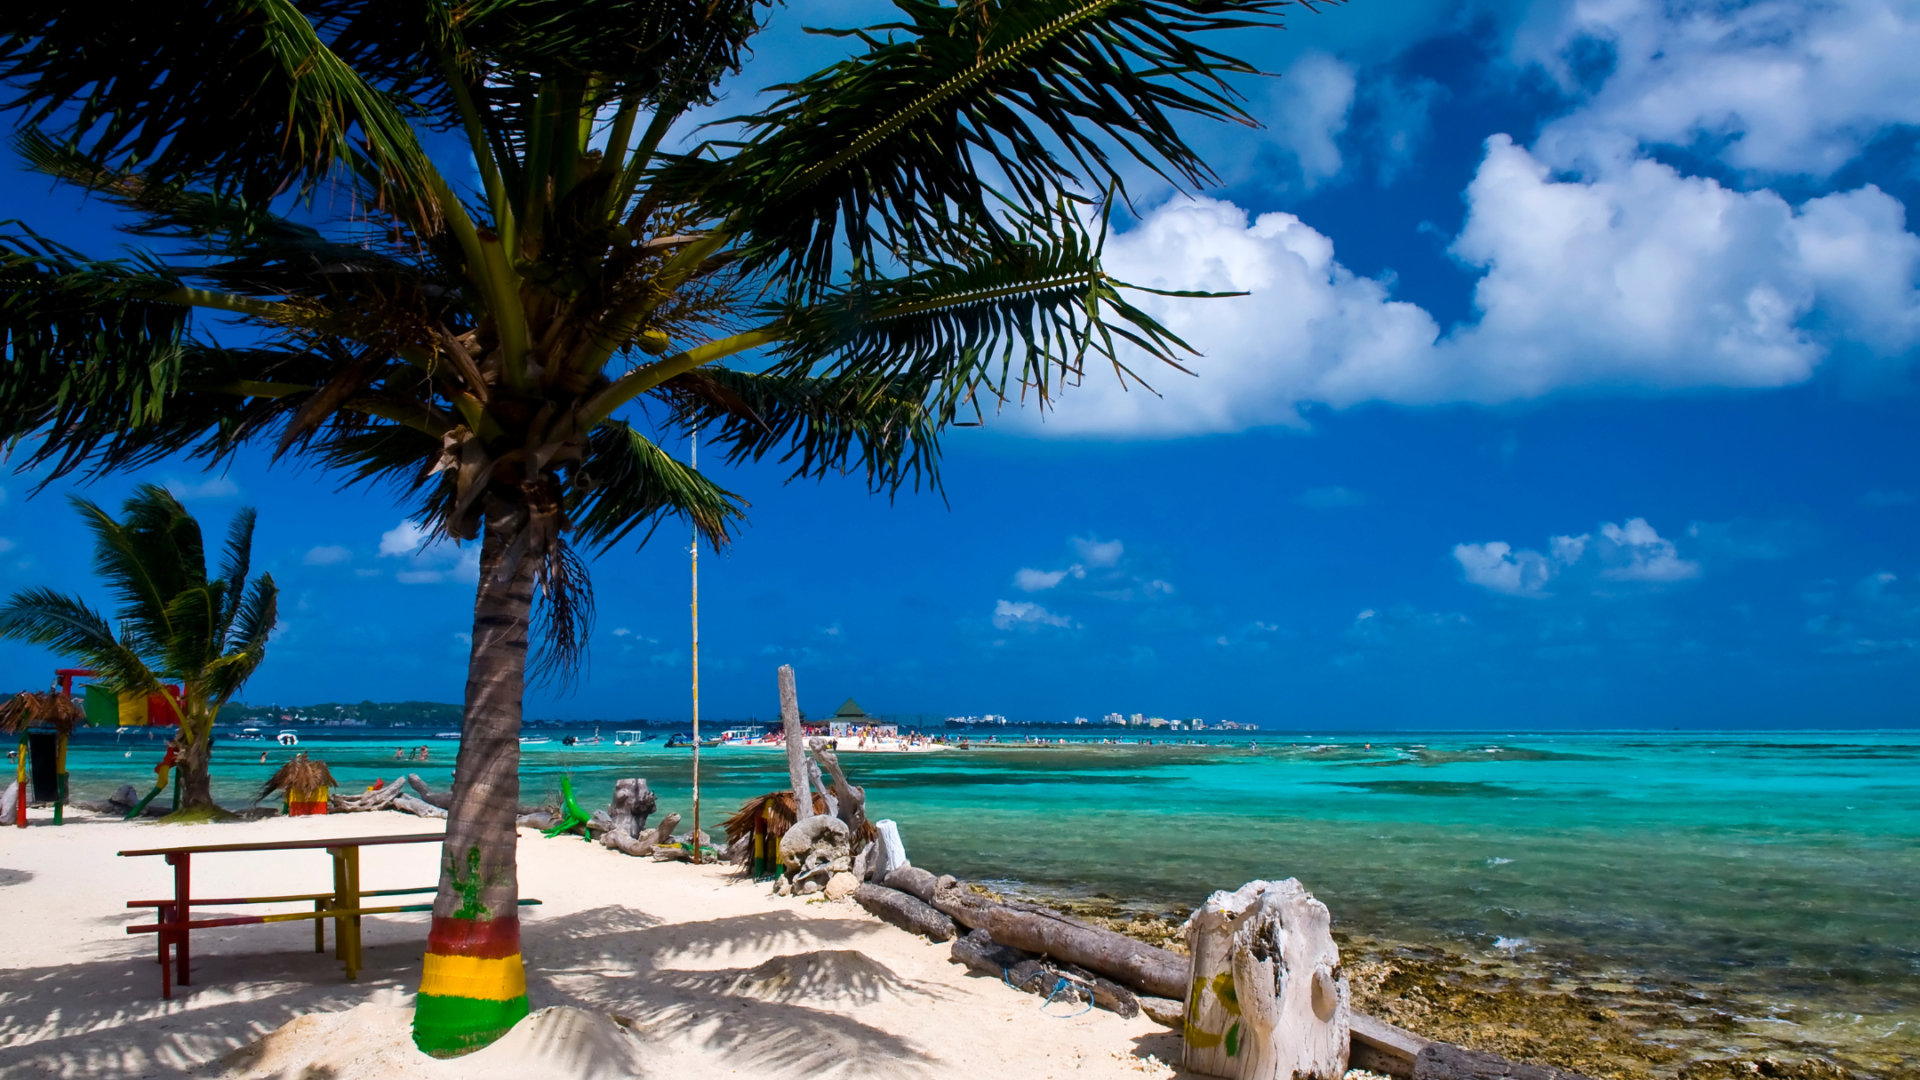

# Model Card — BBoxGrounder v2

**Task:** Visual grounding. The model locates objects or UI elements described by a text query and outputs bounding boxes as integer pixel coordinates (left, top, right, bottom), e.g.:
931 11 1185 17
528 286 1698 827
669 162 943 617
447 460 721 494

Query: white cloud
303 544 351 566
1456 517 1696 597
379 521 431 557
1268 52 1356 189
1598 519 1701 582
378 520 478 585
1015 567 1076 592
612 627 632 637
1518 0 1920 180
1454 541 1562 598
992 600 1076 631
165 476 240 500
1071 537 1125 568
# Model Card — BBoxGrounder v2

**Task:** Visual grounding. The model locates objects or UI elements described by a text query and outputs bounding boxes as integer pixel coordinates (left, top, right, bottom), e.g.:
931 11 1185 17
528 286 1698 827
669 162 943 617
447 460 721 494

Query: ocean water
49 728 1920 1071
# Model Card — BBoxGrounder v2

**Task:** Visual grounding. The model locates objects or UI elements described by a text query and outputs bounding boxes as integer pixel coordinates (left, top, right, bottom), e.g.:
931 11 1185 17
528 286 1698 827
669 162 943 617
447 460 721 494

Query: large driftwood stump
778 665 812 820
1184 879 1349 1080
871 819 909 881
609 778 656 836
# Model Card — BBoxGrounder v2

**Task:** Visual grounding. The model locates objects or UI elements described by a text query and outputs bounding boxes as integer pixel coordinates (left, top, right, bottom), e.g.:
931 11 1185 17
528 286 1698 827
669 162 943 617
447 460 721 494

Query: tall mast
689 432 702 863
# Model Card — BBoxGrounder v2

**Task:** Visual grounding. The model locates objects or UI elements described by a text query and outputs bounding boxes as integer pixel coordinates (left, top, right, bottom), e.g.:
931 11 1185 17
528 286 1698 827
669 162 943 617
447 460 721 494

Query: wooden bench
119 831 541 998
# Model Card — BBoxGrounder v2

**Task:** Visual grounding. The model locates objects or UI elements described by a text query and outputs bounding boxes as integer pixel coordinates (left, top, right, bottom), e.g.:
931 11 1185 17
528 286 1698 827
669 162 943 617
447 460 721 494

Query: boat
613 730 645 746
520 735 551 745
664 732 718 748
434 731 461 739
717 727 765 745
276 730 299 746
234 727 264 741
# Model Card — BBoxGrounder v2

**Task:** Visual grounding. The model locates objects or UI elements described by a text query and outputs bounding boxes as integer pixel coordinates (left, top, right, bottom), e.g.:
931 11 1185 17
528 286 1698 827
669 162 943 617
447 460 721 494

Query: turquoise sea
52 728 1920 1074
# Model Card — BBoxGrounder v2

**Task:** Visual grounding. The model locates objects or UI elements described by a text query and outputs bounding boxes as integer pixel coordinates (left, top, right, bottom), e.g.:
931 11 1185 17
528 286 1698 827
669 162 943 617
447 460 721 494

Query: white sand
0 807 1187 1079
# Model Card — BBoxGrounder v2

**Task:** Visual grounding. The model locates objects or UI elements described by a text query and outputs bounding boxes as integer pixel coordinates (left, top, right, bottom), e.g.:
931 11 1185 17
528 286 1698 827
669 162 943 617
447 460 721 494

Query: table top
118 832 446 858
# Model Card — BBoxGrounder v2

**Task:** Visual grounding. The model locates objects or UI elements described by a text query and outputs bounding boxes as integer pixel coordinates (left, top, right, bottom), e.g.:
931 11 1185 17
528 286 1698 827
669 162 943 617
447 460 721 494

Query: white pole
690 433 702 863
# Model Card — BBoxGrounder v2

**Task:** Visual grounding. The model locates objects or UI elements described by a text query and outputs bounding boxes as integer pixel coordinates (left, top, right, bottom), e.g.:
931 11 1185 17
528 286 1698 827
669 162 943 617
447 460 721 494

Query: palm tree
0 484 278 818
0 0 1291 1053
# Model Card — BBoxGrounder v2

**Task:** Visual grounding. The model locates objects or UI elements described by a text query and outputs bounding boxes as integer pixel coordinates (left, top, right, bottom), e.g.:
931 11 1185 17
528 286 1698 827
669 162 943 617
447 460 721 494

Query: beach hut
1 688 88 826
257 753 338 815
826 699 897 739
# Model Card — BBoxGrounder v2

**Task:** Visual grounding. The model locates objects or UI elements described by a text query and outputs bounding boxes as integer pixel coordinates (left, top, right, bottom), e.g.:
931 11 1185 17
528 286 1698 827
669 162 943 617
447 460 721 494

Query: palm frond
209 574 277 705
0 0 445 226
570 421 747 553
216 508 258 637
0 587 157 695
663 368 944 496
665 0 1291 287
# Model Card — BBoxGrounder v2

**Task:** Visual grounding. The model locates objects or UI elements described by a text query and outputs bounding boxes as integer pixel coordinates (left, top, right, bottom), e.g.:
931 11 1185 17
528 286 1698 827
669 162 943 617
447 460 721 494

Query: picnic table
120 831 447 998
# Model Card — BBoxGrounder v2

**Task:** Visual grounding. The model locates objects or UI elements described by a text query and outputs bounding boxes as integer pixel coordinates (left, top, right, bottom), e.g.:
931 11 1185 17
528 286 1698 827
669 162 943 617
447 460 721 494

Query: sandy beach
0 807 1188 1079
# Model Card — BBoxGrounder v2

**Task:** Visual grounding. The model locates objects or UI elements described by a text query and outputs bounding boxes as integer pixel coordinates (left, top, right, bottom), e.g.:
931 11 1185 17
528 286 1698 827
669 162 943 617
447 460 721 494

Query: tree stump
871 819 908 880
609 778 656 836
1184 879 1349 1080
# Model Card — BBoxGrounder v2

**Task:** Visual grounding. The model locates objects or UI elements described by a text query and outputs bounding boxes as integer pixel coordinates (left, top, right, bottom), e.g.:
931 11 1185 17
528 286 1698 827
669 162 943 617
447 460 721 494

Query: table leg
330 849 347 961
170 852 191 988
344 846 363 980
314 899 326 952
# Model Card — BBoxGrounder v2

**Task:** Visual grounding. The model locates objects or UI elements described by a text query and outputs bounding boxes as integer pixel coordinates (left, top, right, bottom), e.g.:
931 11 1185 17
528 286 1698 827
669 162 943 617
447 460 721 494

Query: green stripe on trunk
412 992 530 1057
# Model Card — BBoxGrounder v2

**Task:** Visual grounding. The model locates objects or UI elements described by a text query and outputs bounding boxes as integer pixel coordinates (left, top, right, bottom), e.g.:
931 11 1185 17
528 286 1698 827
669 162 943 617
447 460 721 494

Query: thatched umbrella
724 790 878 879
3 690 88 826
256 753 338 816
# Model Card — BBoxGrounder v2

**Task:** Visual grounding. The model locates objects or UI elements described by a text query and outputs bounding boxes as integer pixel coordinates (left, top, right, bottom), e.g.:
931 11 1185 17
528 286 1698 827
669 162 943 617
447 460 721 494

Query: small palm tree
0 0 1292 1053
0 484 277 817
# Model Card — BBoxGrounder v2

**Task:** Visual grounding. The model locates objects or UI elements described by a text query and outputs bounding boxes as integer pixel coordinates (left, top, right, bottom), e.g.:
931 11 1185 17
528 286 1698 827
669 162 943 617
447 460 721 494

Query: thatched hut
257 753 338 816
3 689 89 826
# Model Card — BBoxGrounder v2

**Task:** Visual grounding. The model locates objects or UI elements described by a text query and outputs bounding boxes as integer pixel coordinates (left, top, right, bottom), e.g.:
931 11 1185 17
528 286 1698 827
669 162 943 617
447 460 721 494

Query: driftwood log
404 774 451 808
778 665 812 820
980 901 1187 1000
1351 1013 1431 1077
853 883 956 941
652 812 681 845
949 929 1141 1017
1414 1044 1596 1080
1185 881 1267 1078
811 742 868 843
870 819 909 881
883 865 939 903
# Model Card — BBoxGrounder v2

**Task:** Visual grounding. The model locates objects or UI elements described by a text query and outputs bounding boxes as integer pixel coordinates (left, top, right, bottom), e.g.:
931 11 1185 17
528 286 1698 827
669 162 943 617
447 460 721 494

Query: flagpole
689 432 702 863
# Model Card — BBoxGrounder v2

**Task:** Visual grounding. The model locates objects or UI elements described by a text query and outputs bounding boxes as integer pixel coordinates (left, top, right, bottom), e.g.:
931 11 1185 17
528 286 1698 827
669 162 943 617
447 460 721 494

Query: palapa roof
0 690 87 735
832 698 872 720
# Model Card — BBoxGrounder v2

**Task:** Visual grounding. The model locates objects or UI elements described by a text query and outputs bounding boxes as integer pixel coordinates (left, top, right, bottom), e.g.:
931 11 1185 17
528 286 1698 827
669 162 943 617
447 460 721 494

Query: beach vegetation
0 485 278 815
0 0 1293 1052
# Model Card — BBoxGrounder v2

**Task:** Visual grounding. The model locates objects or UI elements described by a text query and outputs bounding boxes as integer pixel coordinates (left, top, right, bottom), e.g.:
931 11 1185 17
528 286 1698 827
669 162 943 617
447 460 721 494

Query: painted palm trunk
413 510 534 1056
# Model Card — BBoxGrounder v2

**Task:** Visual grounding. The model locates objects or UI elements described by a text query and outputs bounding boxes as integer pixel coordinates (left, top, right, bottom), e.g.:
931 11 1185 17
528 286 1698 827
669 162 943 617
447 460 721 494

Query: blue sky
4 0 1920 728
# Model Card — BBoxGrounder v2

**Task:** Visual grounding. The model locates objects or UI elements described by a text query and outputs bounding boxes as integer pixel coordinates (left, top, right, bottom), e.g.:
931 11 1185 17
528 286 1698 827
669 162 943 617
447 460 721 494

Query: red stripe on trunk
427 915 520 958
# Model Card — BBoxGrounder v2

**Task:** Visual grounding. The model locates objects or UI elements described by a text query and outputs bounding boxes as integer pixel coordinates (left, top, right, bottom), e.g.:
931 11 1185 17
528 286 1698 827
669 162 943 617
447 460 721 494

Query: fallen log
1414 1044 1597 1080
853 883 956 942
980 900 1187 1000
883 865 939 904
392 793 446 819
404 774 451 809
949 929 1140 1018
1350 1013 1431 1077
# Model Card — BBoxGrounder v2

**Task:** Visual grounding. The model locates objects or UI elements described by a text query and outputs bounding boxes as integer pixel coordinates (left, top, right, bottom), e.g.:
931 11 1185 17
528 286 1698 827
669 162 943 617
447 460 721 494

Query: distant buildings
942 711 1255 730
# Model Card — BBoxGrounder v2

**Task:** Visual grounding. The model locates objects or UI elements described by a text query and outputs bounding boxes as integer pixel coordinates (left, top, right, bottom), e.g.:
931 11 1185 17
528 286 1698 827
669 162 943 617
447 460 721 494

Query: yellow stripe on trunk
419 952 527 1002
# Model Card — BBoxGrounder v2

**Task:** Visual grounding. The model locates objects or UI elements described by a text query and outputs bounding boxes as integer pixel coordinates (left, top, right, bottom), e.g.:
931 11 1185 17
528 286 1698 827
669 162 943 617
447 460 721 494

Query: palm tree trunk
176 722 215 809
413 500 535 1057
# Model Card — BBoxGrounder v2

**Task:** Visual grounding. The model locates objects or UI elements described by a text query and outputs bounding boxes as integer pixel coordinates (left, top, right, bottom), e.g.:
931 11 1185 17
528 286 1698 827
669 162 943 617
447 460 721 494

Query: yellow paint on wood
419 952 528 1002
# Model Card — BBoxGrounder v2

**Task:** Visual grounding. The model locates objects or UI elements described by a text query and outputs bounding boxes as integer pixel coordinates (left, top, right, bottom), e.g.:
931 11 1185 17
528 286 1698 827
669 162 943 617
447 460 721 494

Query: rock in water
825 871 860 901
1413 1044 1598 1080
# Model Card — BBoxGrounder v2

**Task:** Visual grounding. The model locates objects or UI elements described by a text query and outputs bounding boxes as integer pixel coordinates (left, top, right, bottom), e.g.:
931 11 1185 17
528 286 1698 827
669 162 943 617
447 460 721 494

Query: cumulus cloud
1015 567 1079 592
378 519 478 585
1015 0 1920 439
1518 0 1920 180
1071 537 1125 567
1455 518 1695 597
992 600 1076 631
1267 52 1356 189
303 544 351 566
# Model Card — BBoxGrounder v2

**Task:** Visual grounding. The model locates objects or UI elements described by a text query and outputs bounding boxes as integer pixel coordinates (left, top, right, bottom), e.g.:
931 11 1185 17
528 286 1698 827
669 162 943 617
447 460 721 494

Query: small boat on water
664 732 721 748
276 730 299 746
234 727 264 741
520 735 552 745
434 731 461 739
613 730 647 746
